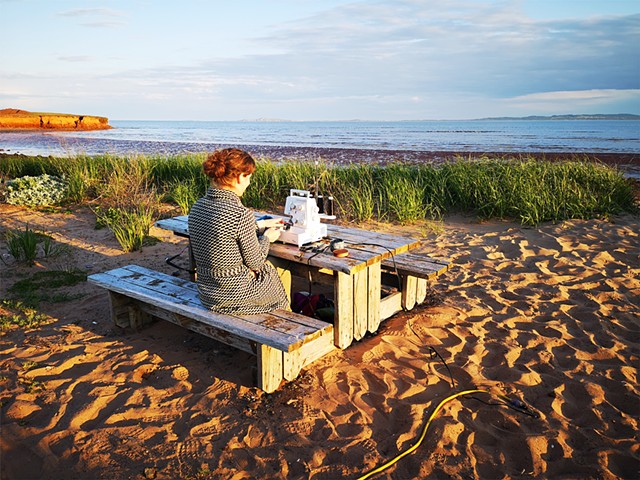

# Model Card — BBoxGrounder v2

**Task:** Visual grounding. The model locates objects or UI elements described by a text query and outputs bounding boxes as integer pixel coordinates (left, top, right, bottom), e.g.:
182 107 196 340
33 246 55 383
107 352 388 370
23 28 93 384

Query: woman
188 148 289 314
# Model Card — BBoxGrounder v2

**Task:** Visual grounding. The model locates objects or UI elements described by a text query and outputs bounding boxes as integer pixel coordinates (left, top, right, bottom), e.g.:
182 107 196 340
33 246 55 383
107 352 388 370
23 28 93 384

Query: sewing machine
279 189 330 246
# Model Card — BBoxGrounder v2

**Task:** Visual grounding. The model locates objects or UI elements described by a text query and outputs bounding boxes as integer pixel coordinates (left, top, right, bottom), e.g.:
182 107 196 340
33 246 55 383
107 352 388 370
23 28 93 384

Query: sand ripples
1 206 638 479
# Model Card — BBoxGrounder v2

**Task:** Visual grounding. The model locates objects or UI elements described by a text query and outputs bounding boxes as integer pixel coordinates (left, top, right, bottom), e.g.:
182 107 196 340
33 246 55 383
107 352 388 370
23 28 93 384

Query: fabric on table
188 187 289 314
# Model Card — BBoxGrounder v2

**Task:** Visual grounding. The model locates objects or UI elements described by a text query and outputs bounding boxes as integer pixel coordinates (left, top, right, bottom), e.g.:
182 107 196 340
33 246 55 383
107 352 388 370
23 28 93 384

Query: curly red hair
202 148 256 187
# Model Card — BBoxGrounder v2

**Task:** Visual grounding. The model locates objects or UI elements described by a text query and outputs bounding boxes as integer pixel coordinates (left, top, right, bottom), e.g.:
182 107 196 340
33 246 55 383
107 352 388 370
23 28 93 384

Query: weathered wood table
155 214 448 349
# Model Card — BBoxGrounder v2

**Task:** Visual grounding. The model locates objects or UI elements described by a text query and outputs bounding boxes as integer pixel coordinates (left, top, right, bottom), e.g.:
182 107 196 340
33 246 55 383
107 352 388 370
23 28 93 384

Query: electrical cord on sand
354 329 540 480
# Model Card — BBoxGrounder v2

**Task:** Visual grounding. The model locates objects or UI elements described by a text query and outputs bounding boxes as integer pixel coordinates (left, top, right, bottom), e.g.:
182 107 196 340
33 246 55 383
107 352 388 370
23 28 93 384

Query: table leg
367 263 382 333
334 271 354 349
268 257 292 306
257 344 284 393
416 277 428 304
402 275 418 310
353 268 368 341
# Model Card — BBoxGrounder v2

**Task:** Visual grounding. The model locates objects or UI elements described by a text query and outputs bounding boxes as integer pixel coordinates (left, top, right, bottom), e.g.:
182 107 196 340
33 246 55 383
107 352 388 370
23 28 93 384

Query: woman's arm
237 209 270 270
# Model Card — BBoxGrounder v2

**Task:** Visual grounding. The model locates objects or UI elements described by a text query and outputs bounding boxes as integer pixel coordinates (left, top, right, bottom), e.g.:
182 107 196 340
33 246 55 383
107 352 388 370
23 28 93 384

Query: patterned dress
188 187 290 314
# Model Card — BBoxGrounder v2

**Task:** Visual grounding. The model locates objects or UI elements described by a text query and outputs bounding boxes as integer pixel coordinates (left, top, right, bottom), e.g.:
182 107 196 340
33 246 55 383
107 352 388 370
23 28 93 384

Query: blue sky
1 0 639 120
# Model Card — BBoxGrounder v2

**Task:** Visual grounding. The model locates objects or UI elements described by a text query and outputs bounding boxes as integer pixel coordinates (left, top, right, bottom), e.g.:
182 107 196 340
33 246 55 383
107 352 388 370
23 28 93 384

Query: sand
0 202 638 480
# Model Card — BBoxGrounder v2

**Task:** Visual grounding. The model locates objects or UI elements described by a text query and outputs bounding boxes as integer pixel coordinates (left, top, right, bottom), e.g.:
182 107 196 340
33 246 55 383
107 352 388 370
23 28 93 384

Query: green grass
6 270 87 308
0 300 51 330
94 204 158 252
4 225 40 264
1 153 636 228
3 225 71 265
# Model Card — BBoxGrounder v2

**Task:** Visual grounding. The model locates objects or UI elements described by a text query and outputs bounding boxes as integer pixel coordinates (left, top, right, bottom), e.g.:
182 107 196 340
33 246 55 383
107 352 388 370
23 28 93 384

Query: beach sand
0 202 638 479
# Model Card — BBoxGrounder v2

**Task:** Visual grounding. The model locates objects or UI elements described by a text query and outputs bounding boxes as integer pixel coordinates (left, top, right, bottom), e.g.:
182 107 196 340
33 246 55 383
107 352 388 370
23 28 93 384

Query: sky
1 0 639 121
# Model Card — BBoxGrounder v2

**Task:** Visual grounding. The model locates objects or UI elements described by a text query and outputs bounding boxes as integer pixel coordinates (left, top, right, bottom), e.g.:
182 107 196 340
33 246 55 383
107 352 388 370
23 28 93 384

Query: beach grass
0 300 50 330
0 153 635 251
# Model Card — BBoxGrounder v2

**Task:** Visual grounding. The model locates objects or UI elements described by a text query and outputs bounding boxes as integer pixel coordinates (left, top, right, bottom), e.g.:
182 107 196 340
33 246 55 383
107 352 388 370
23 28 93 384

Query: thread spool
316 194 324 213
330 238 345 251
326 196 334 216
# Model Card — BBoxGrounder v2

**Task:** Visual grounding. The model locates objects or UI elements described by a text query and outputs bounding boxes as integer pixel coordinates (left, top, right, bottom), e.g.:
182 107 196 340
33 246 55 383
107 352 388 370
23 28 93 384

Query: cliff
0 108 112 130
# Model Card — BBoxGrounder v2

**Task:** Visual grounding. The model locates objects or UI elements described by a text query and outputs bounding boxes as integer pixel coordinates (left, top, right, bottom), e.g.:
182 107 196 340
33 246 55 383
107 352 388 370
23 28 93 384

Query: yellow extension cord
355 389 490 480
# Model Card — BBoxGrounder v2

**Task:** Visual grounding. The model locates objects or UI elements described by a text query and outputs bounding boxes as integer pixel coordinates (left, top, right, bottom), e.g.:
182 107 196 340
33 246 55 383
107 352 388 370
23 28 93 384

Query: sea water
1 119 638 158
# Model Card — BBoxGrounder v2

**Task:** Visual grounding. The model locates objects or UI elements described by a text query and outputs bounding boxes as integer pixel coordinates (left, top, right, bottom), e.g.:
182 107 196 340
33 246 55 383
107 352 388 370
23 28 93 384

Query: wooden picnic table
155 214 446 349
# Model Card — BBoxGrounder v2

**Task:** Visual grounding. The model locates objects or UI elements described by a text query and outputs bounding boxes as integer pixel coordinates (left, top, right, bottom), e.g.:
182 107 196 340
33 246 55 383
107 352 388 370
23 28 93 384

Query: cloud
510 89 640 102
57 55 94 62
505 89 640 112
57 7 125 28
85 0 637 118
77 21 124 28
8 0 638 119
247 0 639 99
57 8 123 18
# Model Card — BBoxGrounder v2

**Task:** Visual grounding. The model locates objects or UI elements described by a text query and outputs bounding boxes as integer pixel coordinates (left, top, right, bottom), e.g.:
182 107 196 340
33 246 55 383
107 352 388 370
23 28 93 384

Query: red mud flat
239 145 640 178
252 147 639 167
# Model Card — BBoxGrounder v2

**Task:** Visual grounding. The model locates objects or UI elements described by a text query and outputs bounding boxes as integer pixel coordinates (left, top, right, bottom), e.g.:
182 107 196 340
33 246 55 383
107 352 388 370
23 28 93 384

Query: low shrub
5 174 68 206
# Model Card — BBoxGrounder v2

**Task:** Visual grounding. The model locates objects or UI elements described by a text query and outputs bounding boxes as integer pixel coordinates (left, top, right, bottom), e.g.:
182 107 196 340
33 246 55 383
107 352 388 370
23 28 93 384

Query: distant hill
239 117 291 122
476 114 640 121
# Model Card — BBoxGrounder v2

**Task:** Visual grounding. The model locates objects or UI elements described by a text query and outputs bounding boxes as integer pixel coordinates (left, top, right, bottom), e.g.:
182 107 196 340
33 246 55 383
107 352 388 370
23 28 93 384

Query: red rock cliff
0 108 112 130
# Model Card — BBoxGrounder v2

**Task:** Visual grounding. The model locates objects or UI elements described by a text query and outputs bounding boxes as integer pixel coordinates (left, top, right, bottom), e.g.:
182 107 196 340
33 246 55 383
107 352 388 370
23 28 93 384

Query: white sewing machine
279 189 329 246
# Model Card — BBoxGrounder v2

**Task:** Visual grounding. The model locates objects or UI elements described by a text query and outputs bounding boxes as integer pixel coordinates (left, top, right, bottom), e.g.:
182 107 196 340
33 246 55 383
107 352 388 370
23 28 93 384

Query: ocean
1 119 638 159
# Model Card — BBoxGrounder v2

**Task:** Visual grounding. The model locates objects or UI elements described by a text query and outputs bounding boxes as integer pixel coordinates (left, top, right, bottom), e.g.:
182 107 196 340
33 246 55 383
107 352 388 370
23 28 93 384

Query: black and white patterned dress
188 187 290 315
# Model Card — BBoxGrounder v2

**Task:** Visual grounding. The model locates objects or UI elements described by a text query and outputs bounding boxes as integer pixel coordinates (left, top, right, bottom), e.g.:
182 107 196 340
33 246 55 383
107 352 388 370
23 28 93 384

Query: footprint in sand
172 365 189 381
206 377 237 401
281 419 315 437
132 364 158 383
309 464 352 479
176 438 204 476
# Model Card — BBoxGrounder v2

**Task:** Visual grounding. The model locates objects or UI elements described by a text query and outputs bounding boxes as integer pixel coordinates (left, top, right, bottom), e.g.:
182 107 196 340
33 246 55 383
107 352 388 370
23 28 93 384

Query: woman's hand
257 218 285 230
264 227 282 243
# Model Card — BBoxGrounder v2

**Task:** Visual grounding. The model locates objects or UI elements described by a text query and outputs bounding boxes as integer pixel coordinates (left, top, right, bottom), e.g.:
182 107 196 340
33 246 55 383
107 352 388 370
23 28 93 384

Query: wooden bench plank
381 252 450 280
283 329 334 381
327 225 422 255
105 264 330 333
88 265 329 353
125 264 331 335
135 300 256 354
155 216 189 236
89 265 336 393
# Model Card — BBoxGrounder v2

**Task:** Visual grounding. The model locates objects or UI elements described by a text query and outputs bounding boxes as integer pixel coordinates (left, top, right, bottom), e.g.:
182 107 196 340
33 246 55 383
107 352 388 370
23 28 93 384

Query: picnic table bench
155 214 450 348
88 265 335 393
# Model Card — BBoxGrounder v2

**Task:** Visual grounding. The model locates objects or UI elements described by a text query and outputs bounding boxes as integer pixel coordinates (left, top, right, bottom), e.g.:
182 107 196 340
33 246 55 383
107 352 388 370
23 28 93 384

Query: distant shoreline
154 114 640 122
473 113 640 121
